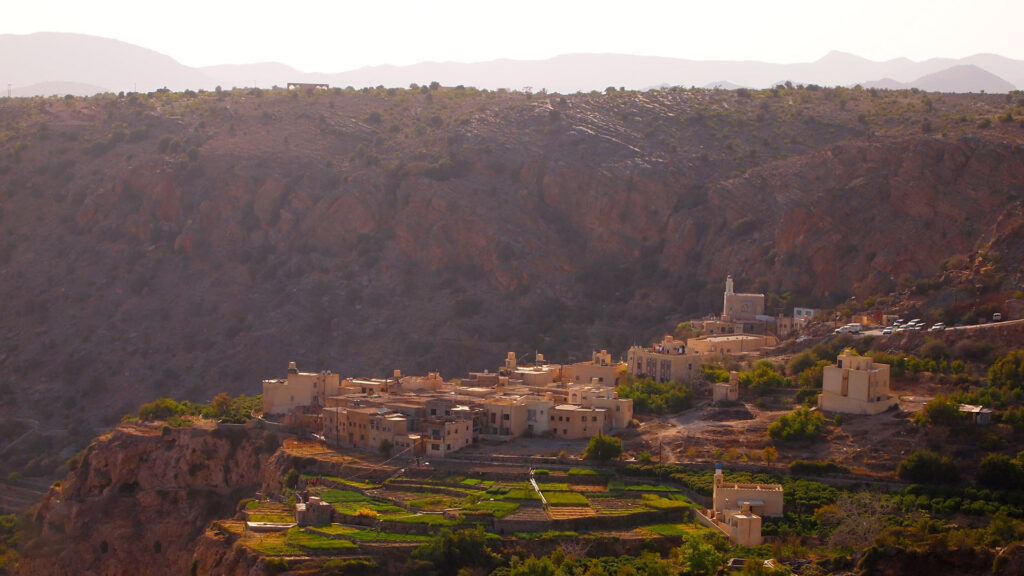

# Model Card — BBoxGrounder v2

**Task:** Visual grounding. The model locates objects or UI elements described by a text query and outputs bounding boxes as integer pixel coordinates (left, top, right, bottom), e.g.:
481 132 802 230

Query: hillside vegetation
1 85 1023 480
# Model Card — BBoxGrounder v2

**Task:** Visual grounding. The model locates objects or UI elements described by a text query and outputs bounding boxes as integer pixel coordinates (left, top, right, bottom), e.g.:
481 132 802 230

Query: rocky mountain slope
0 85 1023 481
15 423 280 575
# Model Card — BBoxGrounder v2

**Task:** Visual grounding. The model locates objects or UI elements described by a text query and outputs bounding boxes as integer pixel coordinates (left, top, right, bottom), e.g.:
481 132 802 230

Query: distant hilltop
2 32 1024 95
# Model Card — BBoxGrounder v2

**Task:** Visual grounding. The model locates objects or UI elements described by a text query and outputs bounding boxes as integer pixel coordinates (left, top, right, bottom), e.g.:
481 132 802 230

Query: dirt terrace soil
625 376 966 478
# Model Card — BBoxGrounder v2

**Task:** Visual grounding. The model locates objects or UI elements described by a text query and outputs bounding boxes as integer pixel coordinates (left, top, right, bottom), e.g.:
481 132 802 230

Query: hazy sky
6 0 1024 72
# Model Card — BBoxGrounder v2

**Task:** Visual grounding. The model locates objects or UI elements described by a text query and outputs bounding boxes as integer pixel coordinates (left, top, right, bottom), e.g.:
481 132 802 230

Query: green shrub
790 460 850 476
977 454 1024 491
615 377 695 414
989 351 1024 390
740 360 792 393
897 451 959 485
767 407 825 442
584 434 623 461
137 398 186 421
913 394 964 427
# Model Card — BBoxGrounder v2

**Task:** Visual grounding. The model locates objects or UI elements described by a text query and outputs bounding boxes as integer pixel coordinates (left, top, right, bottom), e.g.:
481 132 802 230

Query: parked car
930 323 946 331
993 313 1002 322
882 327 894 335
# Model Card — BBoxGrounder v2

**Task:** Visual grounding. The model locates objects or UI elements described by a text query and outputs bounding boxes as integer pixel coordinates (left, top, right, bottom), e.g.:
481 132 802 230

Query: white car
882 327 894 335
930 323 946 331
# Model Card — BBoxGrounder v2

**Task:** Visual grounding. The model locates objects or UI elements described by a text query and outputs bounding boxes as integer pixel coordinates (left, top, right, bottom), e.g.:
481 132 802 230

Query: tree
584 434 623 461
137 398 186 421
976 453 1024 491
739 361 792 394
507 556 557 576
761 446 778 466
767 407 825 442
283 468 300 490
913 394 963 427
786 350 818 376
616 377 694 415
897 450 958 485
674 321 702 341
989 351 1024 390
210 392 232 418
796 360 830 389
408 526 501 576
673 537 725 576
379 439 394 458
814 492 892 552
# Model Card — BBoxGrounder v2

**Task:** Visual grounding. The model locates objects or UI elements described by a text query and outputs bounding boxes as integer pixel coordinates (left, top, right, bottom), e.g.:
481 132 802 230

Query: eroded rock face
17 424 278 576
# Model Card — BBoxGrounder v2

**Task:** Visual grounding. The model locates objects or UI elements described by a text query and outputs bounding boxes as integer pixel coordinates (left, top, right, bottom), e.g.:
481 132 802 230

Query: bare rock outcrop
17 423 279 576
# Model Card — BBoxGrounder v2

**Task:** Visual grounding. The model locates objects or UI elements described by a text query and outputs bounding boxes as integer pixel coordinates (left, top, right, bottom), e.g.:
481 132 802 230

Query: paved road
861 317 1023 337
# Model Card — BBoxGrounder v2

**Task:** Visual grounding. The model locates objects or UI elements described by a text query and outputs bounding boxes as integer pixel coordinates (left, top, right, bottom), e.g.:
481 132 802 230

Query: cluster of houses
259 277 851 461
262 349 633 459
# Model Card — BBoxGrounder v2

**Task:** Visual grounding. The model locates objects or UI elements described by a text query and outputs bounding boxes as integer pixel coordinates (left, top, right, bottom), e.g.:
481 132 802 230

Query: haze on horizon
6 0 1024 73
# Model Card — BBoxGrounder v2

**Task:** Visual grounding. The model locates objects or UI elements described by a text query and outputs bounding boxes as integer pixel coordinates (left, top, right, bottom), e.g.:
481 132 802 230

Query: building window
562 429 568 435
503 414 510 420
446 444 451 450
431 444 440 451
592 416 598 422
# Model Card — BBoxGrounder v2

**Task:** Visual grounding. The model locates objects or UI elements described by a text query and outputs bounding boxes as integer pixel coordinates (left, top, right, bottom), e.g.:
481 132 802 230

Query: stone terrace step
590 498 640 512
547 506 595 520
501 504 550 522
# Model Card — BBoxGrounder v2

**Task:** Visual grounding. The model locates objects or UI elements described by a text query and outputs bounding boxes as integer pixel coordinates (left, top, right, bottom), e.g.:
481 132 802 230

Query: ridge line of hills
2 32 1023 96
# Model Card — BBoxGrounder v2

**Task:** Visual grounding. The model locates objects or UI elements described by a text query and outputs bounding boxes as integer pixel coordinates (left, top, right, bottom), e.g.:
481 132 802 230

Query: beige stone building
566 384 633 430
722 275 765 322
341 377 393 396
481 396 534 439
819 349 898 415
322 403 473 458
514 365 560 387
564 350 623 387
713 371 740 403
549 404 607 438
686 334 777 356
706 467 784 546
626 335 704 384
262 362 341 415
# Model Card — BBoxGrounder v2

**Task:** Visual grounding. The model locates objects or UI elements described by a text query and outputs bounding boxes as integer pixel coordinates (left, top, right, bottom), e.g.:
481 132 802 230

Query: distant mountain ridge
863 64 1016 93
3 32 1024 95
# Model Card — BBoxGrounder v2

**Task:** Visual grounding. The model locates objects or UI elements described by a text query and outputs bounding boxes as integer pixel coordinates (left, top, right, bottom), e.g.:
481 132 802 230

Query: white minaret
723 275 735 319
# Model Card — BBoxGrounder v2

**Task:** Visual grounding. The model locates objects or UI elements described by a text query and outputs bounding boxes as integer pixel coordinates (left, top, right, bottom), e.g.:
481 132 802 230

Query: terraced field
292 469 696 533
